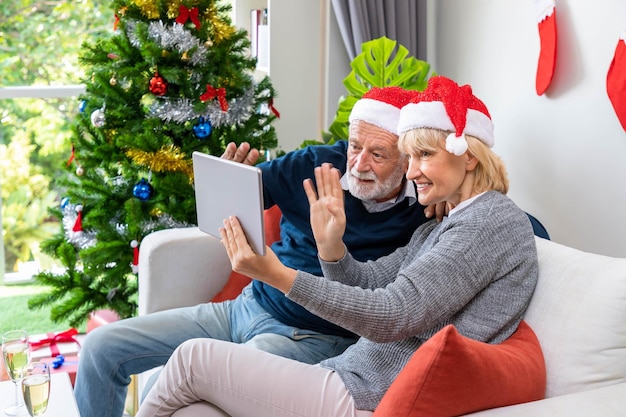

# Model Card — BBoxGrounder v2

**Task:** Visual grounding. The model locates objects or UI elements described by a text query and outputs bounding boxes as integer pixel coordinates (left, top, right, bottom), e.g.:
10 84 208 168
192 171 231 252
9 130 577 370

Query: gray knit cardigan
287 190 539 410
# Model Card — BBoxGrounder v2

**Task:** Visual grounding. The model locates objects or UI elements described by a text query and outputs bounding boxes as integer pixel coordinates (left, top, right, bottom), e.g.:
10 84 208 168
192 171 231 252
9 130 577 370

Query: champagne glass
2 330 30 416
21 362 50 417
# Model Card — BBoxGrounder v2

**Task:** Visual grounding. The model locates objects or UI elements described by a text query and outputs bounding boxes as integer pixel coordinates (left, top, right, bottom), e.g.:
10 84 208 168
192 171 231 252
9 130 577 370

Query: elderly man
74 87 431 417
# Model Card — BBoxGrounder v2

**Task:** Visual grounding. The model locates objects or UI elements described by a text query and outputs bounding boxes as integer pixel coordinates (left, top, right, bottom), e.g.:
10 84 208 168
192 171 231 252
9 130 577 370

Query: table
0 372 80 417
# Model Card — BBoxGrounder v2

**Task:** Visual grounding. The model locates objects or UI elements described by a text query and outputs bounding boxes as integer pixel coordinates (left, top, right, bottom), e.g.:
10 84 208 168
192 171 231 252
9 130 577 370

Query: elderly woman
135 76 539 417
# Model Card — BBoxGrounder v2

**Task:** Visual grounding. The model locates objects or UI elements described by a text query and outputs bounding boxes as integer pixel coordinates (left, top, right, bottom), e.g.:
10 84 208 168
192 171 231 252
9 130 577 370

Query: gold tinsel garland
131 0 160 19
129 0 235 44
126 145 194 179
205 4 236 43
166 0 197 19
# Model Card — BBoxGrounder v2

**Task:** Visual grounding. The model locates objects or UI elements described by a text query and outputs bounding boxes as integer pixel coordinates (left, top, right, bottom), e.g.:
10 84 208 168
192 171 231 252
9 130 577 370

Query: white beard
346 164 406 201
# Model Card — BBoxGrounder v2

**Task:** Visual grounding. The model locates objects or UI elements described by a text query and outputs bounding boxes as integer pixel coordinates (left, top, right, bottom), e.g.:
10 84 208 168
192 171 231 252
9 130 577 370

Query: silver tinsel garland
124 20 142 49
124 19 257 127
62 202 193 252
141 215 193 234
62 203 97 249
147 21 208 66
149 87 256 126
126 20 209 66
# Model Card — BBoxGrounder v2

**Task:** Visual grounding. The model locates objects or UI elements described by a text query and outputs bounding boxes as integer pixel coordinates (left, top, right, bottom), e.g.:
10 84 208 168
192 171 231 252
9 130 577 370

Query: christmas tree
29 0 279 326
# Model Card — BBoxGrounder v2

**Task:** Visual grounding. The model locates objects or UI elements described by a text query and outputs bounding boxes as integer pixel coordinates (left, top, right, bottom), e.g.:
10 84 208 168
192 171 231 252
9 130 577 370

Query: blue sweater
252 141 429 337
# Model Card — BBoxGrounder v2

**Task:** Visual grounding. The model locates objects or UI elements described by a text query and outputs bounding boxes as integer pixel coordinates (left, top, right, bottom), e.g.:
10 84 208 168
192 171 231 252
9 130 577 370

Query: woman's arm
219 216 297 293
220 162 350 293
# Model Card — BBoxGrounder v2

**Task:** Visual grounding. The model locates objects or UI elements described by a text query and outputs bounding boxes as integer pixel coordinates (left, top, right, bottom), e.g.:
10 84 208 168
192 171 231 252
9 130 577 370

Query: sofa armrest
137 227 232 316
463 382 626 416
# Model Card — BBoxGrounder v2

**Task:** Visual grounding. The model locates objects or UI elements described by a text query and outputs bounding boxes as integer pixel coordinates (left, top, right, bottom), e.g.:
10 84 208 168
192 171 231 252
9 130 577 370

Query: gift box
40 354 79 386
86 309 120 333
29 328 82 360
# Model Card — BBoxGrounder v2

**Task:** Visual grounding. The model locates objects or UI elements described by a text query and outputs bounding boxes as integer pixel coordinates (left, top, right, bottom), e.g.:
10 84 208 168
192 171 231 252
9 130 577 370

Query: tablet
192 151 266 255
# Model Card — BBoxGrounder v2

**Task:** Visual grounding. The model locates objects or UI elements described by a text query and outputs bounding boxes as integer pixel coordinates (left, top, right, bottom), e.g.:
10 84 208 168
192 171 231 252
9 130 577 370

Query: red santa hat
349 86 416 134
397 76 495 156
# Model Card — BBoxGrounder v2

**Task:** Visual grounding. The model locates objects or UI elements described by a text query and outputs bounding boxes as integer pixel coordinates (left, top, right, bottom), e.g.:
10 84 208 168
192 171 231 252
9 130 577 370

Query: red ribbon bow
200 85 229 111
113 14 120 31
66 144 75 167
268 98 280 118
30 328 80 357
176 5 201 29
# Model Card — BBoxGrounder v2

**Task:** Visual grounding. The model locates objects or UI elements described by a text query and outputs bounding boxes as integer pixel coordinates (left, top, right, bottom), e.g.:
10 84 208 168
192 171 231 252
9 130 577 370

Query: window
0 1 112 283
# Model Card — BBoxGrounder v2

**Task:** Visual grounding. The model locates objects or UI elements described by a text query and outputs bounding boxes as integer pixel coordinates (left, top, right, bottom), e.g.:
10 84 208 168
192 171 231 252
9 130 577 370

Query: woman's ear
465 152 479 171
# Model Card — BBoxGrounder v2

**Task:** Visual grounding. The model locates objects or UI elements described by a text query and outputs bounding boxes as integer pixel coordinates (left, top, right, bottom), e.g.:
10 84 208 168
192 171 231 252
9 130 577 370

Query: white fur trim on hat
534 0 555 23
349 98 401 134
397 101 495 149
446 133 469 156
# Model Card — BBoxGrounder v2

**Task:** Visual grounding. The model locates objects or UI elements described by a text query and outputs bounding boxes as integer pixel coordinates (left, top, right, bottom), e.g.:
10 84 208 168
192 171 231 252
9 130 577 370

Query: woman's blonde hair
398 128 509 194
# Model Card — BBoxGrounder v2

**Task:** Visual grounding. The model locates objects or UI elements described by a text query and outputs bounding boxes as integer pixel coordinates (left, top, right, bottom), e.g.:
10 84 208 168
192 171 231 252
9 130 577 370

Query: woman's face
405 142 477 207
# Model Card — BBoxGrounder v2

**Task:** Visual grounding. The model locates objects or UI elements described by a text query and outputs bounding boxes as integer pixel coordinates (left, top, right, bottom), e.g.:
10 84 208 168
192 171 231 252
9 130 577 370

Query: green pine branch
30 0 278 326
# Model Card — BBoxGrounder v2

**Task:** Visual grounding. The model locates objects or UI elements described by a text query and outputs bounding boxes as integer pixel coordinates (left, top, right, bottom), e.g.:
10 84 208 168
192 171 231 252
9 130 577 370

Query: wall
431 0 626 257
231 0 350 153
322 1 352 132
267 0 323 152
266 0 350 153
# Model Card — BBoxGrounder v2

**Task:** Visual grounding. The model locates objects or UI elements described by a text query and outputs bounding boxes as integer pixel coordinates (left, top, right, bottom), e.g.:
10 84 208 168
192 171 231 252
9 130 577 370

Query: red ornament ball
149 74 168 96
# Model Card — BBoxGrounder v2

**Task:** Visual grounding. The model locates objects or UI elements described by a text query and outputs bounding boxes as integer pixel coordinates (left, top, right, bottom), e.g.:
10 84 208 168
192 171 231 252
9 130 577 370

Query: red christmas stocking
534 0 557 95
607 32 626 131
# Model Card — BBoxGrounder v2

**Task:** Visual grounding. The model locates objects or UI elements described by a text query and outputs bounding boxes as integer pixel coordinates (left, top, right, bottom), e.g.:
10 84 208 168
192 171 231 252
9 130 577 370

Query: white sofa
138 228 626 416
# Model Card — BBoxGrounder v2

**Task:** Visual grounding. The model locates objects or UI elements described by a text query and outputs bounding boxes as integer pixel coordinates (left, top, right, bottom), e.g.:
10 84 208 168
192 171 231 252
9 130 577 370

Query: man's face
346 120 408 202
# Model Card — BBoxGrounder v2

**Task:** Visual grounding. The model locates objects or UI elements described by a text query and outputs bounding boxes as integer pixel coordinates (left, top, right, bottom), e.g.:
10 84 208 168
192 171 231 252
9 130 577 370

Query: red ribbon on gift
30 328 80 358
200 84 228 111
176 5 201 30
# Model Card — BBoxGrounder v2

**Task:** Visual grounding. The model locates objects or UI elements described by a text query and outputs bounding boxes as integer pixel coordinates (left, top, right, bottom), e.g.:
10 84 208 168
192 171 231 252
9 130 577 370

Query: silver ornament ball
91 108 106 127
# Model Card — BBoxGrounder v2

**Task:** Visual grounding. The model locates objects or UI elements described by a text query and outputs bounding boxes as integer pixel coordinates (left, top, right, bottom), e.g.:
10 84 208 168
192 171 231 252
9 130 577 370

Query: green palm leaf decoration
307 36 434 147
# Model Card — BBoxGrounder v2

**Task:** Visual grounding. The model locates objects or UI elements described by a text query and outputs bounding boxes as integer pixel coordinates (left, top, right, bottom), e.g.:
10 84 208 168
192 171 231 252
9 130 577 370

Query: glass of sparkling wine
21 362 50 417
2 330 30 416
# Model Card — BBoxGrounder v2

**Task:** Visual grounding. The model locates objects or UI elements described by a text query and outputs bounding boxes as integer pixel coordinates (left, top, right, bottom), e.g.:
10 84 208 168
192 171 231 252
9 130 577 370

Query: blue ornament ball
133 179 154 201
79 100 87 113
193 117 212 139
60 197 70 209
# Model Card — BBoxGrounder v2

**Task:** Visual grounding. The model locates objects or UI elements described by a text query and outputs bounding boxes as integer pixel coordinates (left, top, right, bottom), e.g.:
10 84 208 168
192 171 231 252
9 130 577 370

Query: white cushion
524 237 626 397
138 227 231 315
465 383 626 417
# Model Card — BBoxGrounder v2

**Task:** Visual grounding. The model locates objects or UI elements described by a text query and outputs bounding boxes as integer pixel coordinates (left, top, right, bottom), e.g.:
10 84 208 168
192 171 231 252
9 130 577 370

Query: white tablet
192 151 266 255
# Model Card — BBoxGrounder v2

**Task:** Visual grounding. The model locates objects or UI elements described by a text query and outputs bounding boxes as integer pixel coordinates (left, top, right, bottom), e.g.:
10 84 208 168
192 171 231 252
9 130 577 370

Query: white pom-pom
75 204 83 213
130 240 139 248
445 133 468 156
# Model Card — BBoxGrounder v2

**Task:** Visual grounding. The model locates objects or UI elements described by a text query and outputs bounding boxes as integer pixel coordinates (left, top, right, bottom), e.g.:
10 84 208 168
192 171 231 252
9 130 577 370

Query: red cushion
373 321 546 417
210 205 282 302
